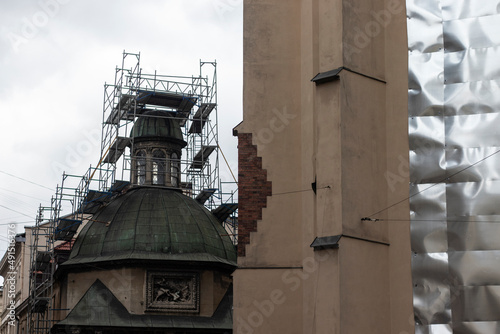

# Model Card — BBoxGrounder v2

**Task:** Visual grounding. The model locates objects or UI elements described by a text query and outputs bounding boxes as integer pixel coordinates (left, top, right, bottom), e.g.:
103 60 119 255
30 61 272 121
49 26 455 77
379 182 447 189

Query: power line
0 204 33 219
0 170 53 191
373 218 500 223
0 216 25 221
0 221 33 225
366 147 500 219
0 193 38 213
272 186 331 196
0 186 49 202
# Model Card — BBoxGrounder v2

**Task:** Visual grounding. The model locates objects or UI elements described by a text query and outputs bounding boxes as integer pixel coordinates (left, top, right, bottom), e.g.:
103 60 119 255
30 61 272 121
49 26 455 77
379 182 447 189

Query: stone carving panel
146 271 199 312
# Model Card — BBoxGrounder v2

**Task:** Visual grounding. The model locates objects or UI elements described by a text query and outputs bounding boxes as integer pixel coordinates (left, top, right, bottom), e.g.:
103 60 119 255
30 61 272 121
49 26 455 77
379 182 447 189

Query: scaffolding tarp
55 218 82 241
33 298 50 313
109 180 130 193
34 251 51 271
212 203 237 223
80 190 112 214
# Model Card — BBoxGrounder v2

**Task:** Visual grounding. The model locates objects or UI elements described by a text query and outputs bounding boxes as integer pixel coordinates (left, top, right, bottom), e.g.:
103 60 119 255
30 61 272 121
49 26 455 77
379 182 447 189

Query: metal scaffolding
27 204 53 334
26 51 238 333
98 51 238 233
26 178 65 334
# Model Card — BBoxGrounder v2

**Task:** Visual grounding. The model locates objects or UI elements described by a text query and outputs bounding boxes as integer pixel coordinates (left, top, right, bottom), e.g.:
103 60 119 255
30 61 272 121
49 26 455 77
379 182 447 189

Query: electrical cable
364 147 500 219
0 170 53 191
0 204 33 219
0 221 33 225
0 216 25 222
272 185 330 196
0 194 34 213
0 187 48 202
368 218 500 223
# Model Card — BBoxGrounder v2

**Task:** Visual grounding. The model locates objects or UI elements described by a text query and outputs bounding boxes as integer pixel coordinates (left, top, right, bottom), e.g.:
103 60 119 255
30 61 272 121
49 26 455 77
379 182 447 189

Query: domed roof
63 187 236 268
130 110 185 145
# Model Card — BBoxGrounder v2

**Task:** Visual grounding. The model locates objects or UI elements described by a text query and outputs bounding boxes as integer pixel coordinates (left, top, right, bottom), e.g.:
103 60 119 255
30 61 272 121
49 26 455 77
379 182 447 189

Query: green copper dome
130 110 185 145
63 187 236 267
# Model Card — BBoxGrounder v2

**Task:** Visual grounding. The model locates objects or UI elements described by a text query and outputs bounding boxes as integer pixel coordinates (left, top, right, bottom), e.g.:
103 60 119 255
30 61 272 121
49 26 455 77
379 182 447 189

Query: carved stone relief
146 271 199 312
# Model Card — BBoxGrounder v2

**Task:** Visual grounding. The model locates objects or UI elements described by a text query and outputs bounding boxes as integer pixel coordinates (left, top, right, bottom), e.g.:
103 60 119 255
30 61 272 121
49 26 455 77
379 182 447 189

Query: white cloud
0 0 243 249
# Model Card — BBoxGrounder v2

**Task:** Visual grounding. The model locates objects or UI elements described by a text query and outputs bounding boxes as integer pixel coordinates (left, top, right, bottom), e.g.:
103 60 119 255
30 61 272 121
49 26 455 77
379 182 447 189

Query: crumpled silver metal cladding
407 0 500 332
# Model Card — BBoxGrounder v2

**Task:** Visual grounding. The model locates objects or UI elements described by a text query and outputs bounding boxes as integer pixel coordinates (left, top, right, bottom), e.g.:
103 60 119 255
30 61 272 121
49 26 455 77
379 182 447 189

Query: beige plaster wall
343 0 386 79
213 271 233 310
238 0 303 267
236 0 413 333
339 71 388 242
200 270 232 316
0 230 31 331
339 238 390 334
235 1 305 333
20 230 31 303
62 268 230 319
384 0 414 332
233 268 303 334
317 0 344 72
66 267 144 315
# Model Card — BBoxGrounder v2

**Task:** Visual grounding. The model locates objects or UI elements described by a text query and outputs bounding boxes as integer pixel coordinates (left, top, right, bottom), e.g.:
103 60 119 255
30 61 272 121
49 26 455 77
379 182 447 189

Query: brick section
237 133 272 256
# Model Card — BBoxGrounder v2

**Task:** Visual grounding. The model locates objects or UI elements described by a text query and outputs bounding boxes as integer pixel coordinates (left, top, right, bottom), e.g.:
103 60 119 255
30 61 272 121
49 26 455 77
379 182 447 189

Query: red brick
237 133 272 256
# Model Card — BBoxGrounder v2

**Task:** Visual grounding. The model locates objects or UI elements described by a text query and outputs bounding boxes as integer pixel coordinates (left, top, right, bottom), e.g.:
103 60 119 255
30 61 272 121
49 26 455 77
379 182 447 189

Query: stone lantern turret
129 110 187 187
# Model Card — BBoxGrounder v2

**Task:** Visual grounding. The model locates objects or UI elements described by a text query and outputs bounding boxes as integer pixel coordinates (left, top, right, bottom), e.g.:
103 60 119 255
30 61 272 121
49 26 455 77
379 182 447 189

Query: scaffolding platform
212 203 238 223
195 188 217 205
103 137 131 163
33 297 50 313
35 252 52 272
55 218 82 241
80 190 113 214
109 180 130 193
136 90 197 111
190 146 216 169
105 94 135 124
188 103 216 133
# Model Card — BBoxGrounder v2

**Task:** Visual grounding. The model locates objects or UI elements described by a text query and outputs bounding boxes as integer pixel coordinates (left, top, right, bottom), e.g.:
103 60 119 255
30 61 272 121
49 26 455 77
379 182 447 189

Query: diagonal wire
367 147 500 218
0 186 49 202
0 204 34 219
0 170 53 191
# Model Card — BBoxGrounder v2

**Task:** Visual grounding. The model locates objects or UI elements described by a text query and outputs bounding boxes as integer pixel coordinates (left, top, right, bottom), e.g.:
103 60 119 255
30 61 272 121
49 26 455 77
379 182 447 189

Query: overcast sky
0 0 243 252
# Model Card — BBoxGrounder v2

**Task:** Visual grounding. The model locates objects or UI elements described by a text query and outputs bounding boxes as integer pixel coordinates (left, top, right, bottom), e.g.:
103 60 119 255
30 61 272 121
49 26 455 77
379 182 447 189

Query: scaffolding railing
96 52 238 244
96 52 228 213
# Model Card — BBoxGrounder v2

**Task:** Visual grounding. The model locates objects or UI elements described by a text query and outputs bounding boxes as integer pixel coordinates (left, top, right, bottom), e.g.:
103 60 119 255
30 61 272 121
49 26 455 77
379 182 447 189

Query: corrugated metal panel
407 0 500 332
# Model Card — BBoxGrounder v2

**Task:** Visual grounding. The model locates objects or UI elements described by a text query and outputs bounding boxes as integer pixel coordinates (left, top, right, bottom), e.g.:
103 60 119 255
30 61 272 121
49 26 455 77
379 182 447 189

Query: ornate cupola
129 110 187 187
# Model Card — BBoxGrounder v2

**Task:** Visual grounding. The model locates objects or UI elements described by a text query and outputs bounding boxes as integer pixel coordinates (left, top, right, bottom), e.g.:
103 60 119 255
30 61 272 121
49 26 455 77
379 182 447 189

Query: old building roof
55 239 75 251
130 110 186 145
62 187 236 268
